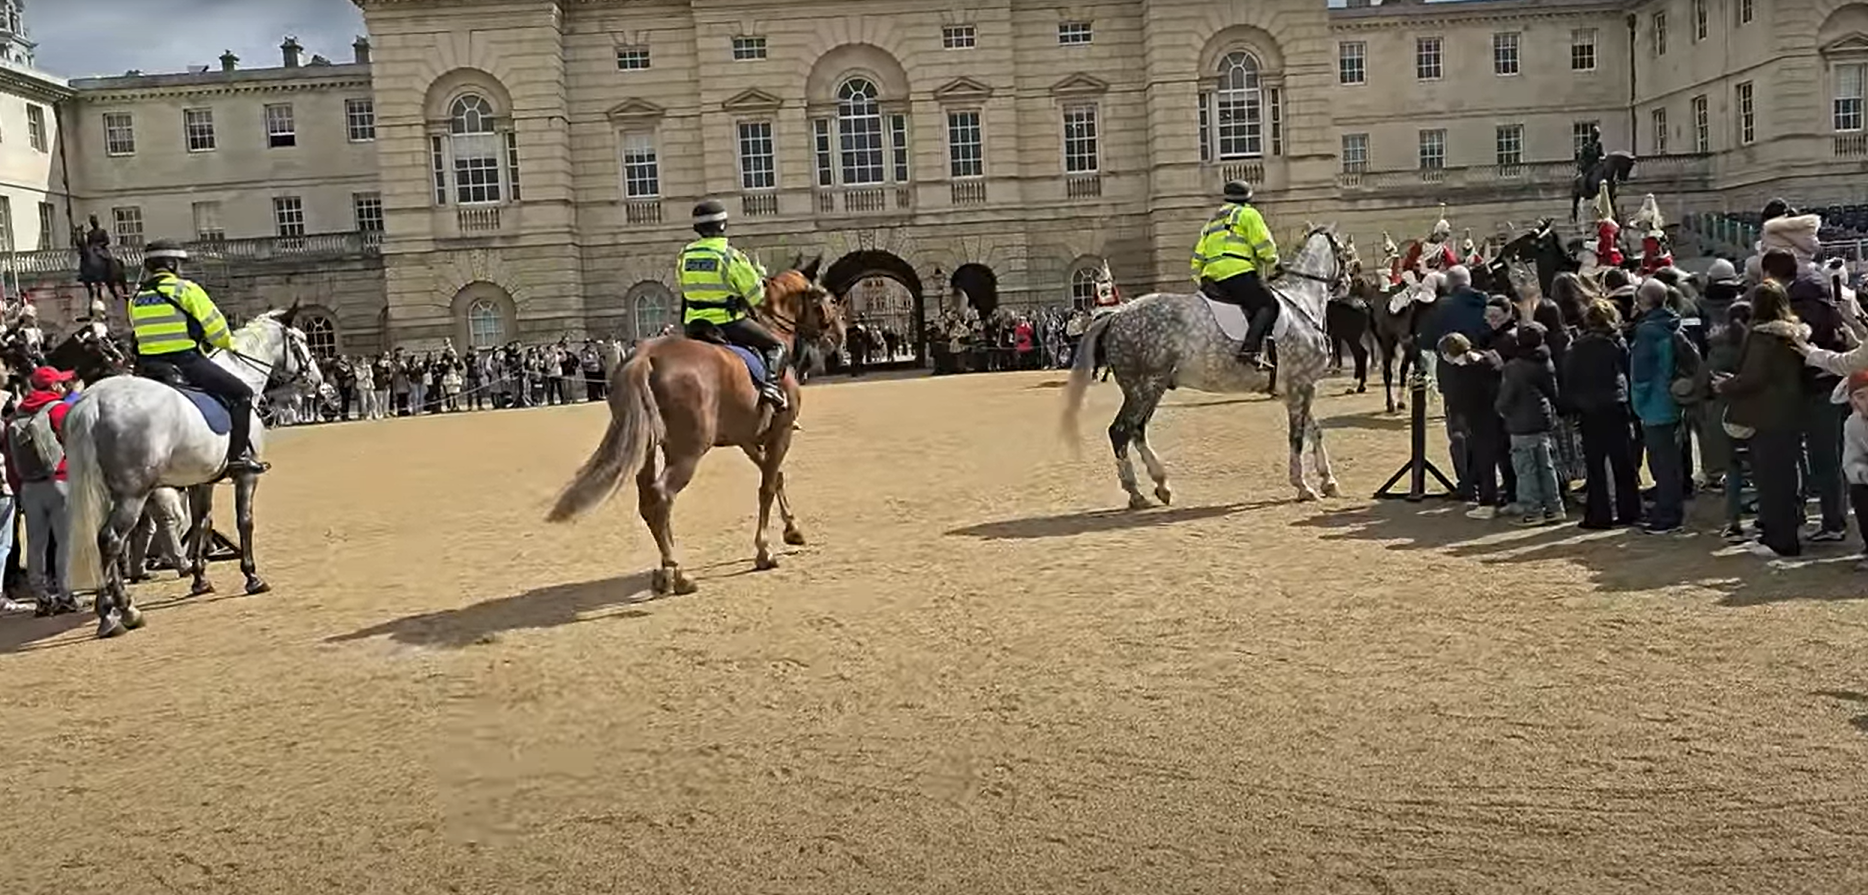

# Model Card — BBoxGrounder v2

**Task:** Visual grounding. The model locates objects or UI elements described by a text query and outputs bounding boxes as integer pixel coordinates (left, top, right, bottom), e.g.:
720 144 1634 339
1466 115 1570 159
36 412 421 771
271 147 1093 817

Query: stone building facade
6 0 1868 360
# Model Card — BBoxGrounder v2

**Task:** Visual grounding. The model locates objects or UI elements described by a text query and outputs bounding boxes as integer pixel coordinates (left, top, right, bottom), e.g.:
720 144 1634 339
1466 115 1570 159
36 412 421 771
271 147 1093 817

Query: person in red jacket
4 366 75 614
1592 182 1624 269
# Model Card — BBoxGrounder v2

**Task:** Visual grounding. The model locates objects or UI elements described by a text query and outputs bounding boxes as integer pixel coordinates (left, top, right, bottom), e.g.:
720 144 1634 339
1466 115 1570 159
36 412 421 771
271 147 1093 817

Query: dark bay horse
547 258 846 595
1569 151 1636 224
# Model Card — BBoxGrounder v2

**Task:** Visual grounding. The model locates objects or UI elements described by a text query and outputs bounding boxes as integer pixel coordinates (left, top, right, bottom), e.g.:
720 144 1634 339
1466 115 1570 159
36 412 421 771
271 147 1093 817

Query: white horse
63 308 322 639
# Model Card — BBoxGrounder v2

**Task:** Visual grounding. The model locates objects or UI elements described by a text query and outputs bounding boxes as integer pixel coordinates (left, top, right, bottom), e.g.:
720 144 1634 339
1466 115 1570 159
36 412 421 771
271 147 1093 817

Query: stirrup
760 383 789 409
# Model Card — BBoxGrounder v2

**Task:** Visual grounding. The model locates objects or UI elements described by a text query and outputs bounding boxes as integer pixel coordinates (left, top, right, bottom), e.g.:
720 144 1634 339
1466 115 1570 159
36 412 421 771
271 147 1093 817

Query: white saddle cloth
1201 297 1251 342
1202 284 1322 343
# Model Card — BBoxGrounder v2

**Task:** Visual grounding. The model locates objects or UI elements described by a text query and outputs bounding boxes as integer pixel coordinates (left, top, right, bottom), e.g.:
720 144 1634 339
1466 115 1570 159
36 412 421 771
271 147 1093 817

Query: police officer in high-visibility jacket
1193 181 1281 368
679 199 788 408
129 239 266 474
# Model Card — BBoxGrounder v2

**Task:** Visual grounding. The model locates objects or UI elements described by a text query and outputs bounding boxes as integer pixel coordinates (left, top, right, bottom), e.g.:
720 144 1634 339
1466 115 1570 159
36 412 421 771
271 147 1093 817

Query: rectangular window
1740 0 1754 25
430 135 447 204
615 46 651 70
265 103 295 148
1416 37 1443 81
273 196 306 237
1058 21 1093 46
1495 123 1524 166
1836 63 1864 132
1338 41 1365 85
1571 29 1597 71
184 108 216 152
1694 0 1708 41
1268 87 1282 156
112 206 144 248
346 98 376 142
812 118 833 187
1341 133 1368 173
890 114 909 182
1652 107 1669 153
1653 12 1668 56
103 111 135 155
1198 92 1210 162
1419 129 1446 170
1062 103 1099 173
37 201 54 250
192 201 224 241
620 132 659 198
1737 81 1755 144
353 192 384 234
1213 77 1265 158
731 36 767 61
942 24 977 50
24 104 45 152
505 132 521 202
1573 120 1599 156
737 121 776 189
1692 94 1710 151
838 104 885 186
1493 32 1520 76
947 110 983 178
0 197 13 252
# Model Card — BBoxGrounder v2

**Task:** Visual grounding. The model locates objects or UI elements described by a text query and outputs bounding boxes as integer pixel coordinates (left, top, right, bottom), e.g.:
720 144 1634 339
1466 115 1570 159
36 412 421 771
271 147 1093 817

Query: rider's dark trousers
709 318 787 383
163 349 257 458
1215 270 1278 355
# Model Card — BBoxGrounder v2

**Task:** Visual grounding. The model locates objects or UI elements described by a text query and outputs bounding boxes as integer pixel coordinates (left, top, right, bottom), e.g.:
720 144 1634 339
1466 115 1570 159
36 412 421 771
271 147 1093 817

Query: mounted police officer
678 199 788 408
129 238 266 475
1192 180 1280 368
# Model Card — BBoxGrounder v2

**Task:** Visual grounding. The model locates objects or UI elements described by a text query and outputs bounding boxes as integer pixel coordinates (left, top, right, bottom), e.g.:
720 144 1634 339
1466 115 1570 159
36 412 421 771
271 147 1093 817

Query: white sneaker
1744 541 1780 559
1465 505 1497 520
0 598 24 613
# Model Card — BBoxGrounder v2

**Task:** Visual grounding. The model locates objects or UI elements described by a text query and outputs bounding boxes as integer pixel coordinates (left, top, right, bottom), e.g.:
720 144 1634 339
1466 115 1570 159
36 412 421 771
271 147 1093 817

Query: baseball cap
29 366 74 390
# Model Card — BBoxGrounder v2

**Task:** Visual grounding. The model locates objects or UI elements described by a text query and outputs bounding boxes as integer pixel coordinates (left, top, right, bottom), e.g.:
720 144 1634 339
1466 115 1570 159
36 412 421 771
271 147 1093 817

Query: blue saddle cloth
176 387 233 435
723 344 766 389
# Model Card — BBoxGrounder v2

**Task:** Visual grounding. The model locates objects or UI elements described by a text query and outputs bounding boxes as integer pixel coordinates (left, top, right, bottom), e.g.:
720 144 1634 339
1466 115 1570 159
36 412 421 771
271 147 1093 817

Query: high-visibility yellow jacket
129 271 232 356
1191 202 1278 282
678 236 766 325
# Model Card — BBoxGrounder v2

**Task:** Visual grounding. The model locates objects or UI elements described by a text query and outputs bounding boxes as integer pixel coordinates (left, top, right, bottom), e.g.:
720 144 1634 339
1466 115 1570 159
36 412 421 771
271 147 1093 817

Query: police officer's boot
223 399 270 476
760 347 789 411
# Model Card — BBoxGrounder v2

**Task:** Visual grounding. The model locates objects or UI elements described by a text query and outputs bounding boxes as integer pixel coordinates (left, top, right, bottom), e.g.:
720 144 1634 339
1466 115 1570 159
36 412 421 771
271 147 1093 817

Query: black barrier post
1373 366 1458 502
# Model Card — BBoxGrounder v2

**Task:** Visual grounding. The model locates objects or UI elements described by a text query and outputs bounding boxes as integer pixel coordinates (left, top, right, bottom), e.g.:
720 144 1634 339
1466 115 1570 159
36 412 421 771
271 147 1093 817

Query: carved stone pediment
722 87 783 113
1823 33 1868 57
933 76 993 104
605 98 665 121
1049 72 1108 97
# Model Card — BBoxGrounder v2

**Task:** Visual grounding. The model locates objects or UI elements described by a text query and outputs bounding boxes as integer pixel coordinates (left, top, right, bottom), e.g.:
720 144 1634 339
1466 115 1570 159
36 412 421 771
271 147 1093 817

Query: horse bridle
1283 228 1350 294
219 324 315 391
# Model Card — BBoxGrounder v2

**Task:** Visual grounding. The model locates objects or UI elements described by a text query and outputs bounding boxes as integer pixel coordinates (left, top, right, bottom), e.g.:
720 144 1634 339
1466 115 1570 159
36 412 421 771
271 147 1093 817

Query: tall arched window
837 78 885 185
632 285 677 340
1215 52 1262 158
467 298 504 348
1069 267 1100 311
302 315 338 358
449 94 504 204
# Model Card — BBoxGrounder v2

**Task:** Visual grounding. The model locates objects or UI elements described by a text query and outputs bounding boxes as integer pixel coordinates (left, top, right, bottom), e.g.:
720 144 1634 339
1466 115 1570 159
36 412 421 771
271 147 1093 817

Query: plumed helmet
1430 202 1450 239
1222 180 1253 203
692 199 729 227
1593 182 1616 222
144 238 189 265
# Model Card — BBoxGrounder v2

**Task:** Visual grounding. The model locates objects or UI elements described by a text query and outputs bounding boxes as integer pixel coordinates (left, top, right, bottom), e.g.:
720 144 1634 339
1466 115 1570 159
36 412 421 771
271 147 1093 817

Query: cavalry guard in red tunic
1592 182 1624 270
1413 204 1460 278
1629 194 1672 275
1462 228 1485 269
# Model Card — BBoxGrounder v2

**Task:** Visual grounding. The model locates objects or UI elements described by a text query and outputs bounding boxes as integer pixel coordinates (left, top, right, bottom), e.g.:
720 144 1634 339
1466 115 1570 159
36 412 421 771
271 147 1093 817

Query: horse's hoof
1356 384 1367 394
190 580 215 597
1126 494 1152 511
96 614 126 639
754 554 780 571
783 529 807 546
670 574 698 595
121 606 146 630
1321 481 1343 499
245 578 271 596
1154 484 1173 505
1295 488 1320 502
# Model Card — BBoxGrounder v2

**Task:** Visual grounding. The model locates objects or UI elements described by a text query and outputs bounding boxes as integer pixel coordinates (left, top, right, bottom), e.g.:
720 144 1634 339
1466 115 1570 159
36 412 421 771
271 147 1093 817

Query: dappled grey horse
1060 227 1353 505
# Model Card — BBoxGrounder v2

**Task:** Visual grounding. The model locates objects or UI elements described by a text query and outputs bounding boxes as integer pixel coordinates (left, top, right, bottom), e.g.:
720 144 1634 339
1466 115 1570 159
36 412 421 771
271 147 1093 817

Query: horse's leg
773 470 806 546
184 485 215 596
639 447 701 595
1351 330 1371 393
1303 380 1341 498
1286 384 1321 503
1135 407 1172 507
749 426 797 571
234 473 268 595
1395 337 1414 412
95 493 150 637
1109 379 1166 510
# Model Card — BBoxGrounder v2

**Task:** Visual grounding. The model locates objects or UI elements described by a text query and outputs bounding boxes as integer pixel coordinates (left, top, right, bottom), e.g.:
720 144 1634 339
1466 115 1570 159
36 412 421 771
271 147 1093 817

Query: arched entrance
822 249 924 366
950 263 998 317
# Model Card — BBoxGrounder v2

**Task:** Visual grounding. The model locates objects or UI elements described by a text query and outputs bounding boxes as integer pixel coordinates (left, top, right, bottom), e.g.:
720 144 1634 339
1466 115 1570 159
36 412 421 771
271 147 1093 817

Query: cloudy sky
28 0 366 79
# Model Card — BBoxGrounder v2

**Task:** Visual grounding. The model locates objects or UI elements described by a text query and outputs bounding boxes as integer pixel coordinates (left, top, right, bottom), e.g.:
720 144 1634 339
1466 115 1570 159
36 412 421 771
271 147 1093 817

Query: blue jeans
1643 423 1684 528
1724 439 1751 525
1509 433 1563 516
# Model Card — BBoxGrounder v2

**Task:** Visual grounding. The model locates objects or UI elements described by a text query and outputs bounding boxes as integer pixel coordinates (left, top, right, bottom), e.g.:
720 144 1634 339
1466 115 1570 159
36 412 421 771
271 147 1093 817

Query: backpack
1669 329 1708 405
6 405 61 482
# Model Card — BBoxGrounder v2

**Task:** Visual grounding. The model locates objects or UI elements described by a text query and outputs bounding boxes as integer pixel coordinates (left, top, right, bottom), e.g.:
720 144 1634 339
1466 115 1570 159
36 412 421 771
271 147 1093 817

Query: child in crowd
1496 322 1565 524
1441 332 1508 519
1843 369 1868 569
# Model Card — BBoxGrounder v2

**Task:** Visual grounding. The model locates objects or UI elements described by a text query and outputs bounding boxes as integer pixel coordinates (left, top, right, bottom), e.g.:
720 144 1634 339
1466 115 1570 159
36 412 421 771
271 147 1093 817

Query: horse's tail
546 352 662 522
1059 312 1114 452
62 397 109 595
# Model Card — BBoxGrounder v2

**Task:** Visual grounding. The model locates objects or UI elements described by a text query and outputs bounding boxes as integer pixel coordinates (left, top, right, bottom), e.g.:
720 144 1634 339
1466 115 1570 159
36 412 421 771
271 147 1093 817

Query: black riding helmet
143 237 187 273
1223 180 1253 204
692 199 728 236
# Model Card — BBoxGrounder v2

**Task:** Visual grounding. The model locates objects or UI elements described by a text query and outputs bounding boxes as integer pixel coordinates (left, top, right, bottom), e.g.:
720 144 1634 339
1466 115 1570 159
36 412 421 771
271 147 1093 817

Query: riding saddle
681 321 771 392
135 361 235 435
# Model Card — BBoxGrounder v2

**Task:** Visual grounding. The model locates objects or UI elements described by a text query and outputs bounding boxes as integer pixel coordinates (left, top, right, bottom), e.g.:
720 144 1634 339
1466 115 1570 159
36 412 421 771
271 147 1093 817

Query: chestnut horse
546 257 846 595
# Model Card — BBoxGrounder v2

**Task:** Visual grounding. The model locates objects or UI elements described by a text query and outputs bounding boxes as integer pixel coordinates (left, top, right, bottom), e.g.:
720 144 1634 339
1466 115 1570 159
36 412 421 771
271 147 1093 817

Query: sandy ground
2 369 1865 895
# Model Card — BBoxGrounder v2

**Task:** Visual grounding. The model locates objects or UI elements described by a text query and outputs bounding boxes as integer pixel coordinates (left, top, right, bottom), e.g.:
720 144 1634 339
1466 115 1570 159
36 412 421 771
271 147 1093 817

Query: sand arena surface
2 370 1865 894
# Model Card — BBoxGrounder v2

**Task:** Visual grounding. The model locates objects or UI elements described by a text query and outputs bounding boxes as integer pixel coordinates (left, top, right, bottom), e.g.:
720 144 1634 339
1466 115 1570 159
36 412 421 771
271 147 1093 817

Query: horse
1569 151 1637 224
1059 226 1352 506
62 308 323 638
79 245 132 305
546 258 847 596
1324 250 1373 395
1497 218 1583 299
43 323 132 384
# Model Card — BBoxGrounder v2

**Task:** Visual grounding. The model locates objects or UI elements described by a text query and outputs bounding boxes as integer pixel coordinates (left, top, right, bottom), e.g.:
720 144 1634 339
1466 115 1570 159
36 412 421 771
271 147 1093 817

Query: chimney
281 36 302 68
219 50 238 71
353 36 371 65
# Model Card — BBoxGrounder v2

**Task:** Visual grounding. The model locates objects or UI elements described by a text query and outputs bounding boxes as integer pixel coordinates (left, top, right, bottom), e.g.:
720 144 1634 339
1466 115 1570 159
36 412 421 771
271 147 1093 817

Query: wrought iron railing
3 231 382 274
1336 153 1714 190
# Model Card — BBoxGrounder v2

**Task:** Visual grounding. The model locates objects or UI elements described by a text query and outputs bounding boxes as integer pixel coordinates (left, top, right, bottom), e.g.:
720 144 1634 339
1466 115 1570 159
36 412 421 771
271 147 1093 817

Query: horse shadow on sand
1814 689 1868 734
946 500 1278 541
1292 500 1868 608
327 570 664 649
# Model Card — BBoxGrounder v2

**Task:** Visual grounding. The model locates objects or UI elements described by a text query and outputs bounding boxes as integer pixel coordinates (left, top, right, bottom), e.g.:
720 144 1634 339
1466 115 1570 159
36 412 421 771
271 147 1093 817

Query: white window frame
192 200 224 242
1740 0 1754 25
619 130 661 198
353 192 384 234
1653 12 1668 57
1338 41 1365 85
184 108 216 152
1693 0 1708 42
1341 133 1368 173
265 103 296 148
1062 103 1099 174
1495 123 1524 166
443 93 507 206
731 36 768 61
0 197 14 253
1205 51 1267 160
1652 107 1669 154
615 46 651 70
946 110 983 178
1057 21 1093 46
103 111 135 156
1069 267 1100 311
835 78 886 186
467 299 504 348
736 120 776 190
942 24 977 50
1493 32 1520 77
1692 94 1710 152
36 201 54 250
25 104 46 152
346 98 376 142
273 196 306 238
1571 29 1598 72
112 206 144 248
1736 82 1755 145
1416 37 1443 81
1572 120 1599 157
1418 128 1446 170
1835 62 1865 132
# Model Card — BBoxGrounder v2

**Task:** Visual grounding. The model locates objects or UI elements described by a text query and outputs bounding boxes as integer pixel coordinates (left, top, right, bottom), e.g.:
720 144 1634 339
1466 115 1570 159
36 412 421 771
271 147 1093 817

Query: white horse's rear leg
1285 387 1320 501
95 493 150 638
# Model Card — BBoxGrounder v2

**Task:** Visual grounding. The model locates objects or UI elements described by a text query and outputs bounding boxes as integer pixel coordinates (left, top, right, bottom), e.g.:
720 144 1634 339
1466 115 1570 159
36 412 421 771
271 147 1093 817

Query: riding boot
760 347 789 410
1237 306 1278 369
223 399 270 476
